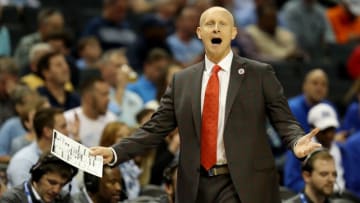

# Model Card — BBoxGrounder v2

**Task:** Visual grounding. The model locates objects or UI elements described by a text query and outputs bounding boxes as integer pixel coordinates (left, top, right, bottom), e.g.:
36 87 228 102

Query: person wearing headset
284 103 351 193
0 152 78 203
284 149 336 203
72 165 126 203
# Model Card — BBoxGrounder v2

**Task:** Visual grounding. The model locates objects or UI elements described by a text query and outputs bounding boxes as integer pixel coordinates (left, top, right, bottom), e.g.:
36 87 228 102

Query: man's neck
37 139 50 152
82 104 99 120
46 82 66 104
305 186 327 203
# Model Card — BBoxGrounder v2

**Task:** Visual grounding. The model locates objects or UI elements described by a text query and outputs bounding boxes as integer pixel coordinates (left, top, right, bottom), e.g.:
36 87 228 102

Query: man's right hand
89 146 114 164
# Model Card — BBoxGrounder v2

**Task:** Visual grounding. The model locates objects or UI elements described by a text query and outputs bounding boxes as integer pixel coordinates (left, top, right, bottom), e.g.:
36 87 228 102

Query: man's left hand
293 128 322 158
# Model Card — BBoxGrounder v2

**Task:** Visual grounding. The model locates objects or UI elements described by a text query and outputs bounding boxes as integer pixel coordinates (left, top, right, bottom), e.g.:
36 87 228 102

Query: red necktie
201 64 221 171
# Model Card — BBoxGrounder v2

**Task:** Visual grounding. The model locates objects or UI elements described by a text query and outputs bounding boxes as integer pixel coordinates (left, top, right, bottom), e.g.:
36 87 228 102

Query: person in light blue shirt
108 89 144 127
0 85 41 164
0 117 26 158
166 6 203 67
126 48 171 104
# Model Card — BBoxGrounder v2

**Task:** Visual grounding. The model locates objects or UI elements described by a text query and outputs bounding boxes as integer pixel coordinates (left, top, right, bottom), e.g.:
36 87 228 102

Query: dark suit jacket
113 55 304 203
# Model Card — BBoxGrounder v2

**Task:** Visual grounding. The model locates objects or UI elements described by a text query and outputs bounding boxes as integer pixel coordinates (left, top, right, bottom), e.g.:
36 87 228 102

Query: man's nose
213 24 220 33
114 182 121 192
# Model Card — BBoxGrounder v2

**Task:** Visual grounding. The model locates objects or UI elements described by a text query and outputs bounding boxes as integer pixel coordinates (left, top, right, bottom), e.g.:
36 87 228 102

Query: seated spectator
284 103 350 193
76 36 102 70
127 48 171 105
281 0 335 58
1 152 78 203
44 30 79 88
37 51 80 110
10 95 49 155
73 166 126 203
245 3 302 62
0 85 42 164
326 0 360 44
21 42 75 93
82 0 136 51
14 8 64 70
21 43 52 88
7 108 69 187
99 121 141 199
288 69 334 133
128 13 172 72
0 57 18 126
64 78 116 147
284 149 337 203
166 6 203 67
99 49 143 127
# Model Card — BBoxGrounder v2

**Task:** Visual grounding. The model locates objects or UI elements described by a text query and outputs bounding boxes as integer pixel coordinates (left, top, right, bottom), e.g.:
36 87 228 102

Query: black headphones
301 148 328 172
84 172 100 194
30 153 78 183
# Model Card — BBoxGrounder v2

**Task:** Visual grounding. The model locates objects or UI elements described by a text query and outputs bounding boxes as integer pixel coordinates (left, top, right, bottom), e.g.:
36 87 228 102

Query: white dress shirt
201 51 233 165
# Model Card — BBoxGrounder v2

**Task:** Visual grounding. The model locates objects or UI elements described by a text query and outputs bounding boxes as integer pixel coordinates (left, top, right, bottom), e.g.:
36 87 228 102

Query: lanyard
299 193 309 203
24 182 33 203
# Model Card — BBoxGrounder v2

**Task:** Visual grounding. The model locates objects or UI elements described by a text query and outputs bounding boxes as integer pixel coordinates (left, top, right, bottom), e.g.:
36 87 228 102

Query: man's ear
196 27 202 39
43 126 53 139
231 27 238 40
302 171 311 183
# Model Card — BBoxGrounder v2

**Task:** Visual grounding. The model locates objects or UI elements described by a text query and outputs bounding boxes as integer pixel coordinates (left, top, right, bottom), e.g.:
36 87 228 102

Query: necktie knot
212 65 221 74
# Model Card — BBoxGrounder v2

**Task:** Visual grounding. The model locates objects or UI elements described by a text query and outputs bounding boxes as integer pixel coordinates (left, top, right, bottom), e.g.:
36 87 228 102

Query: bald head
196 6 237 63
199 6 235 27
304 69 327 83
303 69 328 104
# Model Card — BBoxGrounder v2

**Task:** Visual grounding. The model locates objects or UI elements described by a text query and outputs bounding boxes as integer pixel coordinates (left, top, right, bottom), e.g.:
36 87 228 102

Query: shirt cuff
107 147 118 167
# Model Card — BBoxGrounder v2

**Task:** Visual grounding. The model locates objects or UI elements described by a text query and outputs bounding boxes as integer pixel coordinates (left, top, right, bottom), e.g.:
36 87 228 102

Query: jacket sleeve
112 81 177 165
262 65 304 150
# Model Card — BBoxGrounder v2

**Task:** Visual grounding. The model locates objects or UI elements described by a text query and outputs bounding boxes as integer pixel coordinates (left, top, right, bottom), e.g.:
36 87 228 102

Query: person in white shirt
64 78 116 147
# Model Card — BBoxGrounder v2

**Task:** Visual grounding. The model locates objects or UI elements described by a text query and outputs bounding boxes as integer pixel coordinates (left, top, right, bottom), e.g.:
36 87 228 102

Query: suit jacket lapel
224 56 247 126
191 61 205 141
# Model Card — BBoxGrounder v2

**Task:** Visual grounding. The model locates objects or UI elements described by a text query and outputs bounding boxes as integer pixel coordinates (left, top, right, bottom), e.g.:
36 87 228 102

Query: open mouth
211 38 222 44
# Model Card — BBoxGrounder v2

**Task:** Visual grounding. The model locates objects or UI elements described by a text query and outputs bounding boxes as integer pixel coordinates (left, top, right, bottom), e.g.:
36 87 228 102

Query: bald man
91 7 321 203
288 69 332 133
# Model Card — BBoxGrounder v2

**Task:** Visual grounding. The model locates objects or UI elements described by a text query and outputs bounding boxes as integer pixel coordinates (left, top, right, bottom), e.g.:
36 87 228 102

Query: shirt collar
303 191 331 203
205 51 233 73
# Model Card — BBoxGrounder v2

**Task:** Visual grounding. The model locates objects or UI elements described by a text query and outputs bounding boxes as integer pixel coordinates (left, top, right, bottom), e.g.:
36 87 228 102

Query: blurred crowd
1 0 360 202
